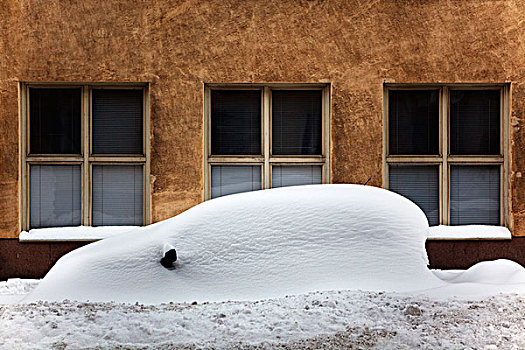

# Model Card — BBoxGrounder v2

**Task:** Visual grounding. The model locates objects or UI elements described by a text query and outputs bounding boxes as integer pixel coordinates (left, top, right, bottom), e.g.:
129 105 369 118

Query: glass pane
450 90 500 155
92 89 143 154
388 90 439 155
272 165 322 188
211 165 261 199
29 88 81 154
388 165 439 226
272 90 322 155
450 165 500 225
30 165 81 228
92 165 143 226
211 90 261 155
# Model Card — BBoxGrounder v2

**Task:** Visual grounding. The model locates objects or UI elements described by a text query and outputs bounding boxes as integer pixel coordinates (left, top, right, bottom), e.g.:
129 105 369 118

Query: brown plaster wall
1 0 524 239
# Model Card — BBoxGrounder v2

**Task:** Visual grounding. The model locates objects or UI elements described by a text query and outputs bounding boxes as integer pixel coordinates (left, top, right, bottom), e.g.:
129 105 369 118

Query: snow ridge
1 290 524 349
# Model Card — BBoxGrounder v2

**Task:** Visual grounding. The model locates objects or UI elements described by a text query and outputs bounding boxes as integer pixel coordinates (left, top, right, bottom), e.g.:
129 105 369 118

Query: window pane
450 165 500 225
211 165 261 199
450 90 500 155
30 165 81 228
388 165 439 226
272 165 322 188
29 88 81 154
92 89 143 154
211 90 261 155
272 90 322 155
92 165 143 226
388 90 439 155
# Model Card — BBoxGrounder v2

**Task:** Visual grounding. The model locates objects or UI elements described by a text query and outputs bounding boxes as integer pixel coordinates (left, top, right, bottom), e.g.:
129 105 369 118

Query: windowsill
19 226 142 242
427 225 512 240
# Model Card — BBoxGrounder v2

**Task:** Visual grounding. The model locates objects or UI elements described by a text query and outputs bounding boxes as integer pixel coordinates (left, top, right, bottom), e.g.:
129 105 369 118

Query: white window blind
271 165 322 188
450 165 500 225
211 165 261 199
389 165 440 226
92 165 143 226
30 165 81 228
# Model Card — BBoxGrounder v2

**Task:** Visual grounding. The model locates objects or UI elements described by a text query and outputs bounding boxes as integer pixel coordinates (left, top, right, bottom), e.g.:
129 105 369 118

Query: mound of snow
0 279 39 295
0 279 40 304
426 259 525 298
445 259 525 285
24 185 445 304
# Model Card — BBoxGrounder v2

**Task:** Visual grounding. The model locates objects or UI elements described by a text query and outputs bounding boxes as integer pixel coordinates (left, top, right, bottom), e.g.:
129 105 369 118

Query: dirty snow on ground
428 225 512 240
1 285 524 349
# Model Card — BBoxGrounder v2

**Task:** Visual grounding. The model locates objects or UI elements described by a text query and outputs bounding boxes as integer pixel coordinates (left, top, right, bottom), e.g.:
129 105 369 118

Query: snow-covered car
24 185 447 304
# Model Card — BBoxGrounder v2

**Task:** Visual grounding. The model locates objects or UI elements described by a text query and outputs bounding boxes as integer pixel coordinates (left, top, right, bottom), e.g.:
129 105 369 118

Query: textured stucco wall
1 0 524 238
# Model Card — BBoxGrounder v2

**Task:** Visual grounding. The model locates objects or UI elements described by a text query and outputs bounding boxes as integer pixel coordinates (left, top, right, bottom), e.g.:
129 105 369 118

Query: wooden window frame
203 83 331 200
20 83 151 232
383 83 510 227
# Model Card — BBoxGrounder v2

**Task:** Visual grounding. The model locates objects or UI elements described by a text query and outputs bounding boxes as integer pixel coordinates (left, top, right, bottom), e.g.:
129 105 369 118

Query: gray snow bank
2 290 524 349
23 185 445 304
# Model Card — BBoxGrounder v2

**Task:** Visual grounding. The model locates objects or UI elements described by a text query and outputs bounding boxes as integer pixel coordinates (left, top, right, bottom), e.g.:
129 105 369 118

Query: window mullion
263 87 271 189
442 87 449 225
204 85 211 200
386 156 443 163
83 86 91 226
21 84 29 231
322 86 331 184
502 86 509 226
208 156 265 163
447 156 503 163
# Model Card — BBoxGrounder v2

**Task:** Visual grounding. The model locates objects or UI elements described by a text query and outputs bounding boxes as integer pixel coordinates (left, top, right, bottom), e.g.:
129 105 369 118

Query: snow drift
24 185 446 304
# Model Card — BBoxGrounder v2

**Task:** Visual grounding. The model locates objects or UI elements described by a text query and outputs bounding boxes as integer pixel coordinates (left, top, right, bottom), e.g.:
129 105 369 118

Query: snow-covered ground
0 279 524 349
1 185 525 348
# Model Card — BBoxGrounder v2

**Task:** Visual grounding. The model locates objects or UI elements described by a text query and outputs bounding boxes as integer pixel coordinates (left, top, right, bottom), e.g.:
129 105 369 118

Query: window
22 84 149 230
384 85 508 227
205 84 330 199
